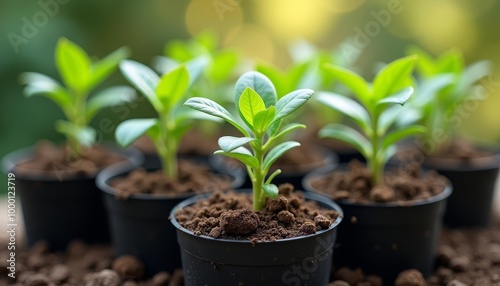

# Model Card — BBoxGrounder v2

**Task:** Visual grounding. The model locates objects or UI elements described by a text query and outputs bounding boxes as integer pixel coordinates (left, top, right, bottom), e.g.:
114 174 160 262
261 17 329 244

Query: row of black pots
2 142 499 285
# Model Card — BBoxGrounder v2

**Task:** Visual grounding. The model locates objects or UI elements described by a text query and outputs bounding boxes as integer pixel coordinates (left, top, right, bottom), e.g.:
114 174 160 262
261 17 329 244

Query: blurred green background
2 0 500 164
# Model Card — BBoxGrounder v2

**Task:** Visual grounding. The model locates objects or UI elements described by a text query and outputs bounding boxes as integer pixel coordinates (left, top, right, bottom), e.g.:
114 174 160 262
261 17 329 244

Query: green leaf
272 89 314 124
263 141 301 171
456 60 491 94
115 118 158 147
85 86 136 121
273 123 305 141
218 136 257 153
152 56 179 75
381 125 426 151
437 48 464 75
234 71 277 108
156 64 190 111
406 46 437 78
376 87 414 108
88 46 130 90
373 55 417 100
378 105 403 134
238 87 266 128
20 72 72 109
55 37 91 93
253 106 276 133
214 148 259 169
55 120 96 146
319 124 371 158
186 56 209 86
184 97 248 136
120 60 162 112
256 63 286 97
262 184 279 198
317 91 371 133
322 63 370 104
414 74 454 107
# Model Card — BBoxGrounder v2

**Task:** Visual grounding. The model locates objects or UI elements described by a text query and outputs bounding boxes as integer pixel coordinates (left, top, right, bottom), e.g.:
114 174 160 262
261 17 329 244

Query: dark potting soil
2 218 500 285
175 184 340 242
110 160 233 199
13 141 124 179
310 160 449 204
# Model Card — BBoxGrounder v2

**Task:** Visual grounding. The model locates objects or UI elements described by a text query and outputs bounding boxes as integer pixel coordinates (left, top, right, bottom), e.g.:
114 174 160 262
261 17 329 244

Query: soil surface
13 141 125 179
132 131 219 157
175 184 340 242
110 160 233 199
309 160 449 204
2 219 499 285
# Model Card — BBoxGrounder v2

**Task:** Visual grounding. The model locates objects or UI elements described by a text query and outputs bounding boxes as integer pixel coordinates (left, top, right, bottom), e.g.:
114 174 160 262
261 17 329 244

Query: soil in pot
1 141 138 251
396 140 500 228
305 160 451 284
100 159 243 277
172 184 342 286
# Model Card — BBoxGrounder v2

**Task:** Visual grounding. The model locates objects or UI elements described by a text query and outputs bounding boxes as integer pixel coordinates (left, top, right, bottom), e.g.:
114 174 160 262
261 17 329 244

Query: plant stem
158 112 177 179
252 137 266 211
67 91 87 159
369 113 382 186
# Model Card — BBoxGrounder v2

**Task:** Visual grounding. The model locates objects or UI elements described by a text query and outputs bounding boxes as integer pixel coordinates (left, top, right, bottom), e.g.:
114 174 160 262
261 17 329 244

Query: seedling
317 55 425 186
20 37 133 158
185 71 314 210
115 59 213 179
404 47 491 154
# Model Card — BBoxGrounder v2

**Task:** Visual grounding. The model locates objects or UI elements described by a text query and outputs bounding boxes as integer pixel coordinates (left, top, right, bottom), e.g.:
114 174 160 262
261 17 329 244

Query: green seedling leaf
456 60 491 95
256 63 285 97
120 60 162 112
381 125 426 151
234 71 277 108
88 46 130 90
272 89 314 124
376 87 414 111
152 56 179 75
263 141 301 171
186 56 209 86
238 87 266 128
262 184 279 198
407 46 436 78
55 120 96 147
273 123 305 142
218 136 257 153
115 118 158 148
319 124 371 158
214 148 259 169
253 106 276 134
20 72 72 108
208 51 238 82
414 74 454 107
373 55 417 100
184 97 248 136
156 65 190 111
86 86 136 121
322 63 370 104
317 91 371 133
55 38 91 93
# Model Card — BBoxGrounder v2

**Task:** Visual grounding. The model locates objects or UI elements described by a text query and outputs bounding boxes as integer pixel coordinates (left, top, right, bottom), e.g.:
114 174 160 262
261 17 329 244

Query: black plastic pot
170 190 343 286
210 146 337 190
1 145 142 251
303 166 452 284
423 154 500 228
97 161 244 277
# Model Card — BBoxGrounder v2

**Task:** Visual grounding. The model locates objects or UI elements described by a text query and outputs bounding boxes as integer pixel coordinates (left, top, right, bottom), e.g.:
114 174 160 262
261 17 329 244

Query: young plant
20 37 133 158
317 55 425 186
115 59 212 179
404 47 491 154
185 71 314 210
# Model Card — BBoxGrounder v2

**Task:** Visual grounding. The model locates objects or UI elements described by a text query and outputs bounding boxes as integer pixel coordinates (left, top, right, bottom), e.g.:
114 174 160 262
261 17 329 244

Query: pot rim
1 142 143 181
303 165 453 208
169 189 344 244
96 159 245 200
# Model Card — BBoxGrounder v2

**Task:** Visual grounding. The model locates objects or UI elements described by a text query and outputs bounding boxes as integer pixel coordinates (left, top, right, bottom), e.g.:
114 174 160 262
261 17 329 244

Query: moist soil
175 184 340 242
110 160 233 199
3 219 499 285
13 141 125 179
310 160 449 204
